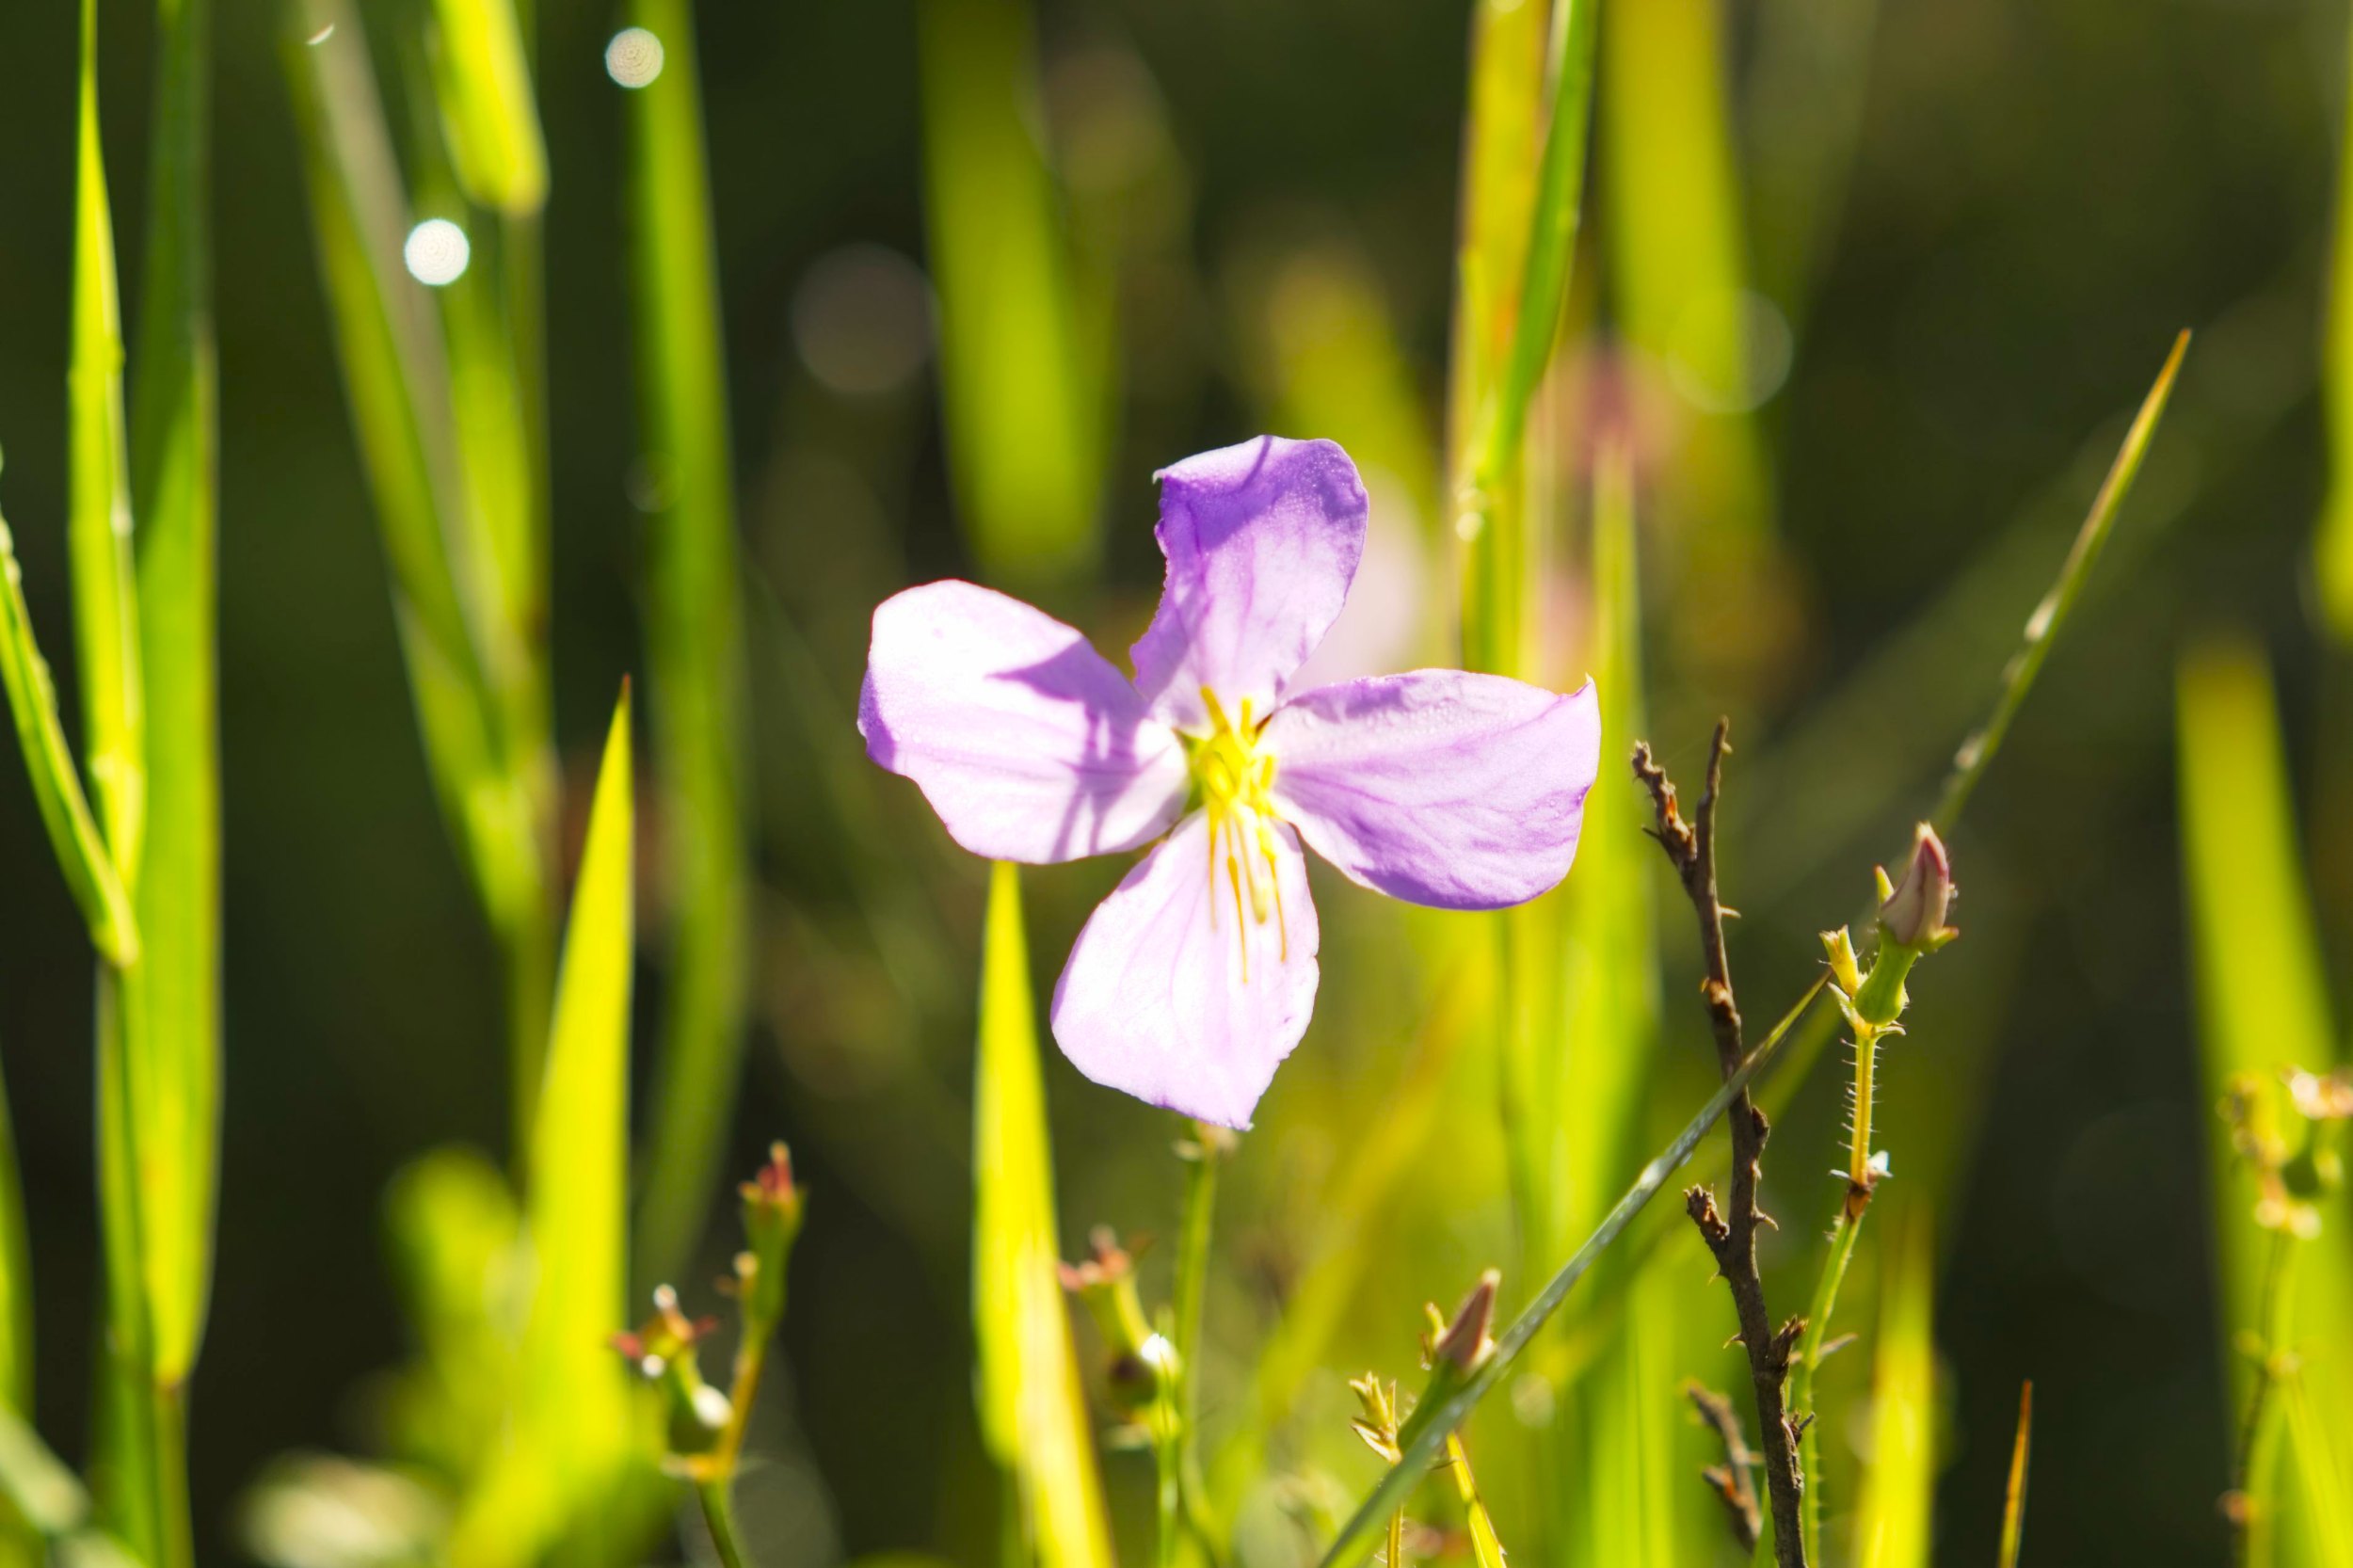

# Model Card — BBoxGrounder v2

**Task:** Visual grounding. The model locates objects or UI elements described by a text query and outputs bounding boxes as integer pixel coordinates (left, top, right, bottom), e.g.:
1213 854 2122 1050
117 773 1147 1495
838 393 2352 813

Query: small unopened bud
615 1286 727 1454
1431 1269 1499 1375
1821 927 1862 997
738 1143 805 1332
1879 824 1956 950
1061 1228 1170 1416
1348 1373 1402 1463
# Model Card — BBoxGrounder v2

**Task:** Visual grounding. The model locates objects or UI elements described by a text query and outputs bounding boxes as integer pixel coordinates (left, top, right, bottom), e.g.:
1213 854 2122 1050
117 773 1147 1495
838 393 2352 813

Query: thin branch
1635 725 1808 1568
1686 1381 1762 1552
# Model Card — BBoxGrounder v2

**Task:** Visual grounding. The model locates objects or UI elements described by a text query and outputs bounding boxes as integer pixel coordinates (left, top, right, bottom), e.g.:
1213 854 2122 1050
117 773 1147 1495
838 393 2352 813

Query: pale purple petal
1049 809 1321 1128
1265 672 1600 910
1128 436 1369 732
860 581 1187 862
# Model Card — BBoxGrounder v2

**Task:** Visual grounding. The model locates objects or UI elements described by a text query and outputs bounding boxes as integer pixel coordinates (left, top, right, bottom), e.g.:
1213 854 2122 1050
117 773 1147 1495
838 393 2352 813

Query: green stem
1790 1204 1867 1566
1172 1127 1226 1568
2233 1229 2298 1568
696 1478 749 1568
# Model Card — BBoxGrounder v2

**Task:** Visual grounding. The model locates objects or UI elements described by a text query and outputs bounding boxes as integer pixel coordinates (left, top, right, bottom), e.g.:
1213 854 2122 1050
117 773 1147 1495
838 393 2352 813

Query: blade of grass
1455 0 1600 677
917 0 1106 585
973 863 1114 1568
0 1064 26 1418
1561 443 1673 1568
1853 1205 1938 1568
1315 977 1825 1568
450 688 636 1568
2176 638 2353 1568
2282 1375 2353 1568
1599 0 1774 616
623 0 753 1291
71 0 146 882
282 0 556 1148
1997 1382 2033 1568
2315 5 2353 642
0 500 139 965
424 0 548 216
129 0 221 1397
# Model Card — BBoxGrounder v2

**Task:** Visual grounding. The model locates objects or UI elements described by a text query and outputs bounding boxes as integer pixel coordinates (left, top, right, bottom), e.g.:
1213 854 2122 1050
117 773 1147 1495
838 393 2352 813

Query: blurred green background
0 0 2348 1563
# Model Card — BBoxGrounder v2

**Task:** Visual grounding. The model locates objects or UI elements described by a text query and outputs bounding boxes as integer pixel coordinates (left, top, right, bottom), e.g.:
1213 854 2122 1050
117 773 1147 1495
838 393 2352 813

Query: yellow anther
1192 686 1289 978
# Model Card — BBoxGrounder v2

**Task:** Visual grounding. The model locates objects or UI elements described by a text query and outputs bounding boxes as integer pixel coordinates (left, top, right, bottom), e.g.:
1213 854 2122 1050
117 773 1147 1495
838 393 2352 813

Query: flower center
1191 687 1287 979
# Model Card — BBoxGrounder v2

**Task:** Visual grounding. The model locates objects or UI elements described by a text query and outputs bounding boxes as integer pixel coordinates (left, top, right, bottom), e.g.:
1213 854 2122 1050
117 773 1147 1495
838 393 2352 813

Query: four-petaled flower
859 436 1600 1127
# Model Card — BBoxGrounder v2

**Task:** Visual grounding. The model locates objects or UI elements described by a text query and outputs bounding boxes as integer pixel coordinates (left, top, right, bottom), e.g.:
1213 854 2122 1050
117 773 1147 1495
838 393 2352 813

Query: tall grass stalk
281 0 558 1157
2177 638 2353 1568
1851 1206 1937 1568
622 0 753 1289
972 864 1115 1568
2316 5 2353 641
917 0 1106 586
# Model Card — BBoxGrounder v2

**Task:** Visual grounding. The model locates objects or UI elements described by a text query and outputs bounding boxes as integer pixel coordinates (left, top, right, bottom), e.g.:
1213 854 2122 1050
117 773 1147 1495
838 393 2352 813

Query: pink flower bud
1879 824 1955 949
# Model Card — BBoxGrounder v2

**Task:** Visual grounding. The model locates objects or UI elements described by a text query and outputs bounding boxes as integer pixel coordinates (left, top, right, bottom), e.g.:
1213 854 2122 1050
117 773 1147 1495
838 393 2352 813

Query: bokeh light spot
402 218 471 287
791 245 934 397
605 27 664 88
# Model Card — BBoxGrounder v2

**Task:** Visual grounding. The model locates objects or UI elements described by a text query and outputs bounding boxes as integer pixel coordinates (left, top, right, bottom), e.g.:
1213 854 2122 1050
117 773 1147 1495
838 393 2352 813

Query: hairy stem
1636 725 1807 1568
1791 1204 1865 1564
2231 1228 2298 1568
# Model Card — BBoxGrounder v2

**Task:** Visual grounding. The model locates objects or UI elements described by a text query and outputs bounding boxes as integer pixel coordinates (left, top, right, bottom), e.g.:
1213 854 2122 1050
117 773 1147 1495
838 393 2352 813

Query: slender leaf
2283 1376 2353 1568
2176 638 2353 1568
1997 1382 2033 1568
0 502 138 965
0 1064 26 1417
973 863 1114 1568
623 0 753 1289
1854 1206 1938 1568
424 0 549 215
449 688 635 1568
130 0 221 1393
1599 0 1775 610
2316 7 2353 643
70 0 146 883
917 0 1105 584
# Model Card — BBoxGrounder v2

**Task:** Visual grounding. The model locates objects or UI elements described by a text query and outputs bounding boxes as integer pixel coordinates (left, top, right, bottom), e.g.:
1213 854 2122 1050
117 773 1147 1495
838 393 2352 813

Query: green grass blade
1997 1382 2033 1568
1455 0 1599 675
129 0 220 1394
1315 980 1825 1568
424 0 548 215
279 0 492 728
2283 1376 2353 1568
70 0 145 884
973 863 1114 1568
1854 1206 1939 1568
1561 443 1673 1568
2316 8 2353 643
1598 0 1778 669
1938 329 2188 829
2176 638 2353 1568
282 0 556 1144
0 1406 89 1540
1447 0 1548 480
918 0 1106 584
622 0 753 1290
450 688 635 1568
0 502 138 965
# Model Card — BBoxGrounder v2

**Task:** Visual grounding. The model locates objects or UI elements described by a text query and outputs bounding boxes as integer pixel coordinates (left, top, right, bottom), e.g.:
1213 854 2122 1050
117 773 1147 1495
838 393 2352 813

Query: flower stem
1790 1203 1867 1566
2232 1228 2298 1568
696 1477 750 1568
1173 1125 1228 1567
1847 1029 1880 1194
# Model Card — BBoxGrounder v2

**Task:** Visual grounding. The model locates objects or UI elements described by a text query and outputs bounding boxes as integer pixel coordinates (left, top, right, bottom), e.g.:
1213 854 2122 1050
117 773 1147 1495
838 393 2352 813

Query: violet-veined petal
1265 671 1600 910
1049 809 1321 1128
1128 436 1368 732
860 581 1188 862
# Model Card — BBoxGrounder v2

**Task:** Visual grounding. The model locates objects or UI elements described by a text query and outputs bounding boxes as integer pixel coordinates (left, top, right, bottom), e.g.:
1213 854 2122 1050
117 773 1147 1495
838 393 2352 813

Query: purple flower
860 436 1601 1128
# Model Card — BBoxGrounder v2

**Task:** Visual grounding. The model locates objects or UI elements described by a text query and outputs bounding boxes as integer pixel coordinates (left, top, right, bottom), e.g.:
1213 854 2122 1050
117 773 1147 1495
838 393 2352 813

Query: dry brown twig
1686 1380 1763 1551
1636 723 1809 1568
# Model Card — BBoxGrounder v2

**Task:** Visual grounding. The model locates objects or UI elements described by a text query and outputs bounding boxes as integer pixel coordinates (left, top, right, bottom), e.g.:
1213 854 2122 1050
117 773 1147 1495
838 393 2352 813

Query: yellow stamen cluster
1193 688 1288 980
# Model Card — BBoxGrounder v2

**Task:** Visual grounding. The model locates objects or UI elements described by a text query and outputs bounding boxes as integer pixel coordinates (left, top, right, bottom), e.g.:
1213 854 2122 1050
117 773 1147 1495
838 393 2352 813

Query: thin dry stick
1636 724 1808 1568
1687 1381 1763 1551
